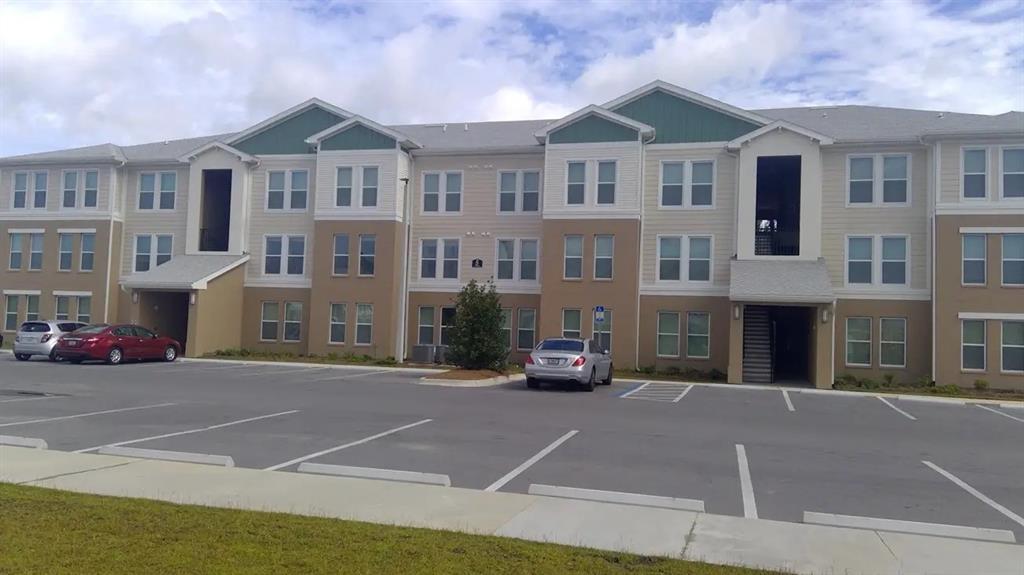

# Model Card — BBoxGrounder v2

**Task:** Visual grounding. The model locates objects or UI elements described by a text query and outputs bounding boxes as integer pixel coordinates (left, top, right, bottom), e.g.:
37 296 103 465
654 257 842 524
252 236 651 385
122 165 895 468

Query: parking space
1 354 1022 541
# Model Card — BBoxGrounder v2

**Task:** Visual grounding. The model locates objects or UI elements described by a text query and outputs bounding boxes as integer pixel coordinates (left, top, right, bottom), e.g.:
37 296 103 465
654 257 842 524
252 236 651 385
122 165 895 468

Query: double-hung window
594 308 612 353
962 319 986 371
659 237 681 280
522 171 540 211
59 170 96 209
329 303 346 344
847 235 908 287
28 233 43 270
267 170 307 210
660 161 714 208
8 233 22 269
84 171 98 208
657 312 680 358
879 318 907 368
562 309 581 339
417 306 435 345
76 296 91 323
335 167 353 207
286 236 305 275
962 234 986 285
356 304 373 345
597 161 616 204
882 156 908 203
419 239 458 279
422 172 462 213
361 166 378 207
421 239 438 279
845 317 871 367
691 161 714 206
260 302 279 341
657 236 711 282
848 155 910 205
661 162 684 206
520 240 538 280
881 237 907 285
135 234 172 272
442 239 459 279
4 295 18 331
498 170 541 213
497 239 515 280
283 302 302 342
499 172 517 212
440 307 456 346
497 239 538 281
1002 234 1024 286
1003 148 1024 199
55 296 70 321
848 157 874 204
688 237 711 282
13 173 28 209
1003 321 1024 373
963 148 987 199
263 236 303 276
63 172 78 208
80 233 95 271
517 309 536 350
139 172 176 210
847 237 873 284
159 172 176 209
26 295 39 321
686 312 710 359
566 161 585 205
33 173 47 208
359 235 376 276
333 234 349 275
58 233 73 271
594 235 614 279
563 235 583 279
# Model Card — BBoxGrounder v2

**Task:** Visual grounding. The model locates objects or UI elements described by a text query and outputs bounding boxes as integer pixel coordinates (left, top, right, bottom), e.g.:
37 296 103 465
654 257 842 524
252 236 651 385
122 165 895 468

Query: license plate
22 337 36 343
67 340 78 347
545 358 561 366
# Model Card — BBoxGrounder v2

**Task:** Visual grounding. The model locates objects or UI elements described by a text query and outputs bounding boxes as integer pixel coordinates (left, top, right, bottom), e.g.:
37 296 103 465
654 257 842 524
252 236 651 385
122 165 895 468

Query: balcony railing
755 231 799 256
200 228 229 252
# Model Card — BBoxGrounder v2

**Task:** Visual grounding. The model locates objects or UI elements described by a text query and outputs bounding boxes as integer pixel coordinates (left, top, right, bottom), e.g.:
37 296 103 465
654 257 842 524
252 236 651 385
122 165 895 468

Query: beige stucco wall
638 295 731 373
726 303 835 389
241 286 312 355
186 264 245 356
833 299 932 384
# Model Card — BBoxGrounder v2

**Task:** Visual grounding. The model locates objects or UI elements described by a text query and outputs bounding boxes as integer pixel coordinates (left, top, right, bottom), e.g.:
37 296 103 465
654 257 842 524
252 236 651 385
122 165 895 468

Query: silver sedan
524 338 613 391
14 320 87 361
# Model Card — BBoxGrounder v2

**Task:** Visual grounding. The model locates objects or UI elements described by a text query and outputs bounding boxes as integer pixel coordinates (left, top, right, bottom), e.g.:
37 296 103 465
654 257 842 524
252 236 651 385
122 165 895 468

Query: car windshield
19 322 51 333
537 339 585 352
57 323 82 332
74 325 107 335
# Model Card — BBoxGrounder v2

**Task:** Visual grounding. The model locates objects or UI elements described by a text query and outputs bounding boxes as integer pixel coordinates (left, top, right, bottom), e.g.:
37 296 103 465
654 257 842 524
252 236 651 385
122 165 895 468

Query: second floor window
29 233 43 270
498 170 541 212
361 167 378 207
359 235 376 276
1003 234 1024 286
13 173 28 208
420 239 459 280
81 233 95 271
495 239 538 281
847 236 908 287
597 161 616 204
263 235 304 276
422 172 461 213
58 234 73 271
135 234 172 272
336 167 353 206
564 235 583 279
8 234 22 269
62 170 99 209
658 235 712 282
496 239 515 280
962 234 986 285
63 172 78 208
1003 148 1024 199
267 170 307 210
963 148 987 199
333 234 349 275
33 173 47 208
594 235 613 279
661 161 715 208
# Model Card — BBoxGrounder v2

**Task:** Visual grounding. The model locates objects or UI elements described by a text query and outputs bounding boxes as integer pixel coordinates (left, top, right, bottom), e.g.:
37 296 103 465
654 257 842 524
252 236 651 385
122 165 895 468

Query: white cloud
0 0 1021 156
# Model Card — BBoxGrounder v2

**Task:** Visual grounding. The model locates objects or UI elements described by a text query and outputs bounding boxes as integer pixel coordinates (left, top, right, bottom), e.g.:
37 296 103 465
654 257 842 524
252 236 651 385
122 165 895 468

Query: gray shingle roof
729 259 835 304
0 143 126 165
391 119 551 153
120 254 248 290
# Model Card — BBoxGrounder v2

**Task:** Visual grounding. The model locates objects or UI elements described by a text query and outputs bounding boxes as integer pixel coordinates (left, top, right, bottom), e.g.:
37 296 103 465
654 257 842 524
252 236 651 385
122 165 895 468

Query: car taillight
525 355 534 365
572 356 586 367
40 334 52 343
84 337 100 343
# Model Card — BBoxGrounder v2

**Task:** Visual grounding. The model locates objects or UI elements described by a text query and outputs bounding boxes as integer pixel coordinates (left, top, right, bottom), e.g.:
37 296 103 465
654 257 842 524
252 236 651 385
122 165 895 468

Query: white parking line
528 484 705 512
73 410 300 453
672 385 694 403
305 370 393 382
923 460 1024 529
782 389 795 412
0 395 62 404
877 396 916 420
263 418 433 471
619 382 650 398
238 367 328 377
977 404 1024 424
0 402 176 428
736 444 758 519
485 429 579 492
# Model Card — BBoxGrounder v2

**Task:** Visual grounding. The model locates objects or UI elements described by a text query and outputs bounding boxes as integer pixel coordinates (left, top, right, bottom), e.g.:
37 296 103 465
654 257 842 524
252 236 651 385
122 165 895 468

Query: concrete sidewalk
2 446 1022 575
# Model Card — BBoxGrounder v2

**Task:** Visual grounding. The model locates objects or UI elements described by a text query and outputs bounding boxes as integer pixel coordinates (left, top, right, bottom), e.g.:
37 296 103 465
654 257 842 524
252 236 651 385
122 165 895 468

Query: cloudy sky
1 0 1021 156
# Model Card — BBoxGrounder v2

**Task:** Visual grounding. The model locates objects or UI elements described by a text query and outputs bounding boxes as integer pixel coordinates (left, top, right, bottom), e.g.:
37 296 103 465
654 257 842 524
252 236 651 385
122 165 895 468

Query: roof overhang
177 141 258 164
121 254 250 291
305 115 422 150
726 120 835 150
226 98 354 146
603 80 774 127
729 258 835 304
533 105 655 143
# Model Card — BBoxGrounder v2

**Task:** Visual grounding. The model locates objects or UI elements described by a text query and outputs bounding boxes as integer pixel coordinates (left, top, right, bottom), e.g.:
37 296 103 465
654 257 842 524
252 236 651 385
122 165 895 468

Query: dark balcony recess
754 156 801 256
200 169 232 252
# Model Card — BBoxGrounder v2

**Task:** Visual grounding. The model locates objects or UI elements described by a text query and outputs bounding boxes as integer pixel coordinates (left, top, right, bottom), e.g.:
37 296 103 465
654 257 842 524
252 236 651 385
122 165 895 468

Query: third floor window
423 172 462 213
661 160 714 208
498 170 540 213
267 170 308 211
848 154 909 205
139 172 176 210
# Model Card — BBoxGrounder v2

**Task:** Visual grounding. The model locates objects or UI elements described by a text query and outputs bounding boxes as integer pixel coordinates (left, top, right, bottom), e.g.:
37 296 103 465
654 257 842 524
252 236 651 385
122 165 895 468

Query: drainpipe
397 171 412 362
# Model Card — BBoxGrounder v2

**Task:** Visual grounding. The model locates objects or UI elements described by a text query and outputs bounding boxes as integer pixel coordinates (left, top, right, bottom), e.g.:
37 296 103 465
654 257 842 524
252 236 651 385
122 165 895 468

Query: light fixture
189 292 197 305
131 291 138 304
733 304 741 320
821 308 830 324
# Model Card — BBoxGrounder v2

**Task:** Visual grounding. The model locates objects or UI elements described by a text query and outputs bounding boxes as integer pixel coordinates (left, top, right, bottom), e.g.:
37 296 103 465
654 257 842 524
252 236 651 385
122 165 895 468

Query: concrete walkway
2 447 1022 575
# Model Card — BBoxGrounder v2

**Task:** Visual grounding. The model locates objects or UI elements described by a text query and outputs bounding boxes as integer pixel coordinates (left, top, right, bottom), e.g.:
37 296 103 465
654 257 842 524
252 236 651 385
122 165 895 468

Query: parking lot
2 354 1023 542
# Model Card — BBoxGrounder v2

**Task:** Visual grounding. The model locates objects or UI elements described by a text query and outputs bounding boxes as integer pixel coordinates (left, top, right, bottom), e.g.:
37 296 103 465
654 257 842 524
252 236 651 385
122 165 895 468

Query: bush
638 365 656 375
882 373 896 387
974 379 990 391
445 280 508 371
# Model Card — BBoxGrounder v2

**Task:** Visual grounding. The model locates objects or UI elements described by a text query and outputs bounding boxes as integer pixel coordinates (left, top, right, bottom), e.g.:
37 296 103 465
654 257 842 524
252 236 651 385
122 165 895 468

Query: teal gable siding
234 107 346 155
612 90 760 144
321 124 397 151
548 115 638 144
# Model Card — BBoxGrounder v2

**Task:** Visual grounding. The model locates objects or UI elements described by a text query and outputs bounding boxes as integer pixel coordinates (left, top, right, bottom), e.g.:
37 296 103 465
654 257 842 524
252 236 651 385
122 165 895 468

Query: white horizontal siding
0 164 115 214
938 138 1023 205
120 165 190 276
314 150 399 219
248 158 316 282
543 142 642 217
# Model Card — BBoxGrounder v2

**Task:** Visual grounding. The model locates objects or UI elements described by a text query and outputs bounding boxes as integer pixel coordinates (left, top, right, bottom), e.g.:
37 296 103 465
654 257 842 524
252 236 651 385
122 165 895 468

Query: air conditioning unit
410 345 435 364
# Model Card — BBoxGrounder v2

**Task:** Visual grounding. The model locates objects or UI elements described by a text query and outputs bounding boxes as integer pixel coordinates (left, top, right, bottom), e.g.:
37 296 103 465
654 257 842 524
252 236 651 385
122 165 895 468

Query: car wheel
582 368 596 392
15 353 30 361
163 346 177 362
526 377 539 389
106 347 123 365
49 349 61 362
602 364 613 385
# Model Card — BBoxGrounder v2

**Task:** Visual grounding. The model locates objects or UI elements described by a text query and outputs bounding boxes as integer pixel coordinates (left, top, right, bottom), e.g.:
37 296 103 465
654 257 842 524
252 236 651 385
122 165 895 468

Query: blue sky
1 0 1021 156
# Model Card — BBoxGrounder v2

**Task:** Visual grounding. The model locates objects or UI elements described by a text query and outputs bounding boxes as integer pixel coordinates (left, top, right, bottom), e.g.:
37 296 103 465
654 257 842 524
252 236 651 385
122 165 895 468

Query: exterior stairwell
742 306 773 384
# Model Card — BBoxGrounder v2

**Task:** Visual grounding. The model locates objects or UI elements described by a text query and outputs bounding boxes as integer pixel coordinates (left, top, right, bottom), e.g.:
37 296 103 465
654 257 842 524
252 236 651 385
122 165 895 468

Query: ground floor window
4 295 17 331
329 303 346 344
1003 321 1024 373
356 304 373 345
26 295 39 322
879 318 906 368
961 319 986 371
440 307 456 346
501 308 512 349
418 306 435 345
283 302 302 342
845 317 871 367
517 308 535 350
562 309 581 339
260 302 279 341
657 312 679 358
686 312 710 359
594 308 612 353
76 296 91 324
55 296 70 320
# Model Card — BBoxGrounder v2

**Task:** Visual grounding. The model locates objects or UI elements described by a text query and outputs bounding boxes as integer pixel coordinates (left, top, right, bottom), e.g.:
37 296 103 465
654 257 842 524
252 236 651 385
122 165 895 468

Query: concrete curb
803 511 1016 543
180 356 443 374
97 446 234 467
298 462 451 486
418 373 526 387
0 435 47 449
529 483 705 512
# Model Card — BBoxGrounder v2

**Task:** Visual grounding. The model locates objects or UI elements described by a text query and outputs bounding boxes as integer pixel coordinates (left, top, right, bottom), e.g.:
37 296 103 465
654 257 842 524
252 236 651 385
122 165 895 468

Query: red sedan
56 324 181 365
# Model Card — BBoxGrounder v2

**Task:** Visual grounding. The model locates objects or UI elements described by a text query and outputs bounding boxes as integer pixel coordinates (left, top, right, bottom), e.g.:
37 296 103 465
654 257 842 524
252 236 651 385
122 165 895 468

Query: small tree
445 279 507 371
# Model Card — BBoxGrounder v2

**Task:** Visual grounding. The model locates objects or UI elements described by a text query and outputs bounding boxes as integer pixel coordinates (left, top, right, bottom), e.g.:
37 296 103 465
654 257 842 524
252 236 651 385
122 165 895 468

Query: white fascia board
305 116 422 149
226 98 354 145
533 105 655 142
177 141 257 164
602 80 773 126
726 120 835 150
192 255 250 290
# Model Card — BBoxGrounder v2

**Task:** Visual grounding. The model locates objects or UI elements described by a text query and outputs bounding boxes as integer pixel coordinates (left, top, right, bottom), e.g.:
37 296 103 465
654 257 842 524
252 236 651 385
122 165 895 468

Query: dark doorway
771 306 811 385
200 169 232 252
755 155 801 255
138 291 189 353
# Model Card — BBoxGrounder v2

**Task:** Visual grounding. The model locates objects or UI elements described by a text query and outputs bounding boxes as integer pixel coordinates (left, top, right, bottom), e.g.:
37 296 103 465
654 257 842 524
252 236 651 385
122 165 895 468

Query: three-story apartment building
2 81 1021 389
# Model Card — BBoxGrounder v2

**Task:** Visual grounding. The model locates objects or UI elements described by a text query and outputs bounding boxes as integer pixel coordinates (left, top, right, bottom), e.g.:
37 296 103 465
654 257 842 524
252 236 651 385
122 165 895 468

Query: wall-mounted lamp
821 308 830 324
189 292 197 306
733 304 741 320
131 290 138 304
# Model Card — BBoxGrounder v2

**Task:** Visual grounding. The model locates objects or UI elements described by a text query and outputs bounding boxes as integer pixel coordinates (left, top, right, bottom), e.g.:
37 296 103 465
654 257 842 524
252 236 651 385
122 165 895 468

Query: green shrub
374 356 397 366
708 369 726 381
859 378 880 390
974 379 990 391
932 384 962 396
638 365 656 375
445 280 508 371
664 366 681 376
882 373 896 387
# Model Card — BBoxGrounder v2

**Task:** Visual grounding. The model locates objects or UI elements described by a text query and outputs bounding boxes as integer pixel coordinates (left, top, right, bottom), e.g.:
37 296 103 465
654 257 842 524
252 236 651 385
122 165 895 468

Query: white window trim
845 317 872 368
420 171 463 215
878 317 907 369
998 145 1024 201
419 238 460 281
564 160 587 207
360 165 380 208
59 169 79 211
136 171 177 212
264 169 310 213
10 171 38 210
561 308 582 339
656 311 681 358
28 232 44 271
845 153 912 207
655 234 714 285
259 301 279 342
334 165 355 208
282 301 303 343
1001 320 1024 375
595 159 618 206
960 146 989 201
83 169 99 209
355 303 373 346
563 234 584 280
495 238 516 281
133 234 174 273
328 302 347 345
593 234 614 280
519 238 540 282
686 311 711 359
75 295 92 323
496 169 542 214
261 234 306 277
79 232 95 272
961 233 986 286
961 319 986 373
516 308 536 351
57 233 73 272
1001 234 1024 287
358 234 376 277
332 233 350 277
658 159 716 209
8 232 23 271
417 305 435 345
843 234 910 288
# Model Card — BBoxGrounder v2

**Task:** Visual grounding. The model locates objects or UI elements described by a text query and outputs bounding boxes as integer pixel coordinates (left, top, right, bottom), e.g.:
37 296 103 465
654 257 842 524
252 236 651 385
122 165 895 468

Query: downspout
104 159 127 323
397 166 412 362
928 138 939 383
634 133 645 370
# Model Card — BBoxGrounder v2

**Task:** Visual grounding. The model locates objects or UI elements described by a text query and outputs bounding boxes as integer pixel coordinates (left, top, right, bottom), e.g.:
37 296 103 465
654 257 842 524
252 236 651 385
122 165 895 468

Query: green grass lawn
0 484 777 575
